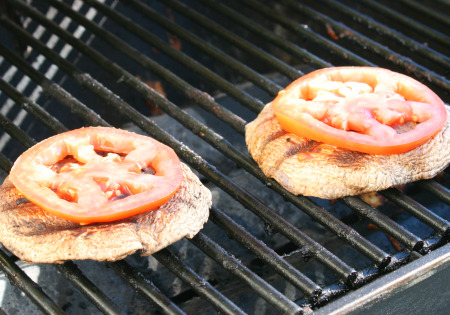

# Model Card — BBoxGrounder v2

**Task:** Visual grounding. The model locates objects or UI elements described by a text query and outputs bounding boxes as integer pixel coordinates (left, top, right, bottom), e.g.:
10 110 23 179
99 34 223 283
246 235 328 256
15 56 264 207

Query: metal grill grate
0 0 449 314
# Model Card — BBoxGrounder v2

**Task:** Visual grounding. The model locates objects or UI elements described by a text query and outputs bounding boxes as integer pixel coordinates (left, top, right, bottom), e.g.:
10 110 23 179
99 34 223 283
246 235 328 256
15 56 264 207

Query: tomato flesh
9 127 183 225
272 67 447 155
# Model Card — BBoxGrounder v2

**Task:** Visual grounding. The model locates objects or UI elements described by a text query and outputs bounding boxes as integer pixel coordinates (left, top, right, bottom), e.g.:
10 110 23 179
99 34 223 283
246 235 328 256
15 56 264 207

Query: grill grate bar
64 0 253 130
54 262 122 315
0 249 63 315
319 0 450 69
0 152 12 174
307 247 415 307
197 0 332 69
193 175 357 281
107 260 187 315
153 249 247 315
238 0 374 67
210 206 322 298
281 0 450 91
360 0 450 47
0 112 35 149
122 0 283 98
284 193 392 268
341 196 424 252
397 0 450 28
9 0 359 282
417 180 450 206
189 232 305 314
379 188 450 238
0 39 109 128
0 77 68 134
157 0 304 81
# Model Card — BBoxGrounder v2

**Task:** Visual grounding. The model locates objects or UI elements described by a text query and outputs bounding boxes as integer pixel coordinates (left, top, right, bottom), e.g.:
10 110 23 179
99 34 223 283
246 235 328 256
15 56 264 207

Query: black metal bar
340 196 424 252
0 41 109 127
237 0 374 67
319 0 450 69
0 0 28 57
281 0 450 91
197 0 332 69
189 232 305 314
210 206 322 299
273 188 392 268
123 0 284 98
0 152 12 173
54 262 121 315
379 188 450 237
435 0 450 7
152 248 247 315
157 0 304 81
7 0 357 282
65 0 252 130
360 0 450 48
0 249 64 315
397 0 450 29
0 77 68 134
299 246 416 308
416 179 450 205
0 112 35 148
107 260 186 315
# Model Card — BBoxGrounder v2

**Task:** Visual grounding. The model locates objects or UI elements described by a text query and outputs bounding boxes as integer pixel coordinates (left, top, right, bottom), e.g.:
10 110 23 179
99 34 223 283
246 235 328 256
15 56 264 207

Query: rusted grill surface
0 0 449 314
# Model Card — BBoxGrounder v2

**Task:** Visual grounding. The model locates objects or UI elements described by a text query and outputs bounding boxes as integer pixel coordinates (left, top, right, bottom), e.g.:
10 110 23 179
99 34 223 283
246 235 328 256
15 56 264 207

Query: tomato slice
9 127 183 225
272 67 447 155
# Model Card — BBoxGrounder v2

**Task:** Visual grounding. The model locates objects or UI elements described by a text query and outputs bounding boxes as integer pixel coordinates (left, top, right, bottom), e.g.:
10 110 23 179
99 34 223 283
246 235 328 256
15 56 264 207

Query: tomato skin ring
9 127 183 225
272 67 448 155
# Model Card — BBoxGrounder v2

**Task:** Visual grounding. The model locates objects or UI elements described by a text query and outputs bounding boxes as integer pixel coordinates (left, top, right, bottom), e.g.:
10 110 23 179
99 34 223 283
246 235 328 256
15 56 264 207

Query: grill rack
0 0 449 314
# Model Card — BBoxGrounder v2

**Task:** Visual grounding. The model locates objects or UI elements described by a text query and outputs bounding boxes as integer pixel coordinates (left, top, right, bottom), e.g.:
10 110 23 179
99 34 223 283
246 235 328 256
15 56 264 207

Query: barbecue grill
0 0 449 314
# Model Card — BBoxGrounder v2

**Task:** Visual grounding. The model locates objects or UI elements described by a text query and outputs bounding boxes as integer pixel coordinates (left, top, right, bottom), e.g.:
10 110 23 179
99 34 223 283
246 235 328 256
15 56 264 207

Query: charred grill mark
330 149 367 166
164 195 192 212
253 109 277 128
274 140 320 169
259 130 288 154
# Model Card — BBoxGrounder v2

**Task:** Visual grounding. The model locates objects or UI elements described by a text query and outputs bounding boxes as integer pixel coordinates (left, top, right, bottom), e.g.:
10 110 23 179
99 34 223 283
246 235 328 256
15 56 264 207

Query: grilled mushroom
245 104 450 199
0 163 211 263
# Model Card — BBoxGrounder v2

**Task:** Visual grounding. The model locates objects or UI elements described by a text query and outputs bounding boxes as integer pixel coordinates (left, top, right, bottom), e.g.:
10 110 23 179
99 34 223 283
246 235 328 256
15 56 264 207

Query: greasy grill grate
0 0 449 314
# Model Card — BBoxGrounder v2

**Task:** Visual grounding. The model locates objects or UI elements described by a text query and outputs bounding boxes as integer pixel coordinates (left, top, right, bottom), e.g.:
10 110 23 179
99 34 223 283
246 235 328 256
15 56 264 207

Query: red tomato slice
272 67 447 155
9 127 183 225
